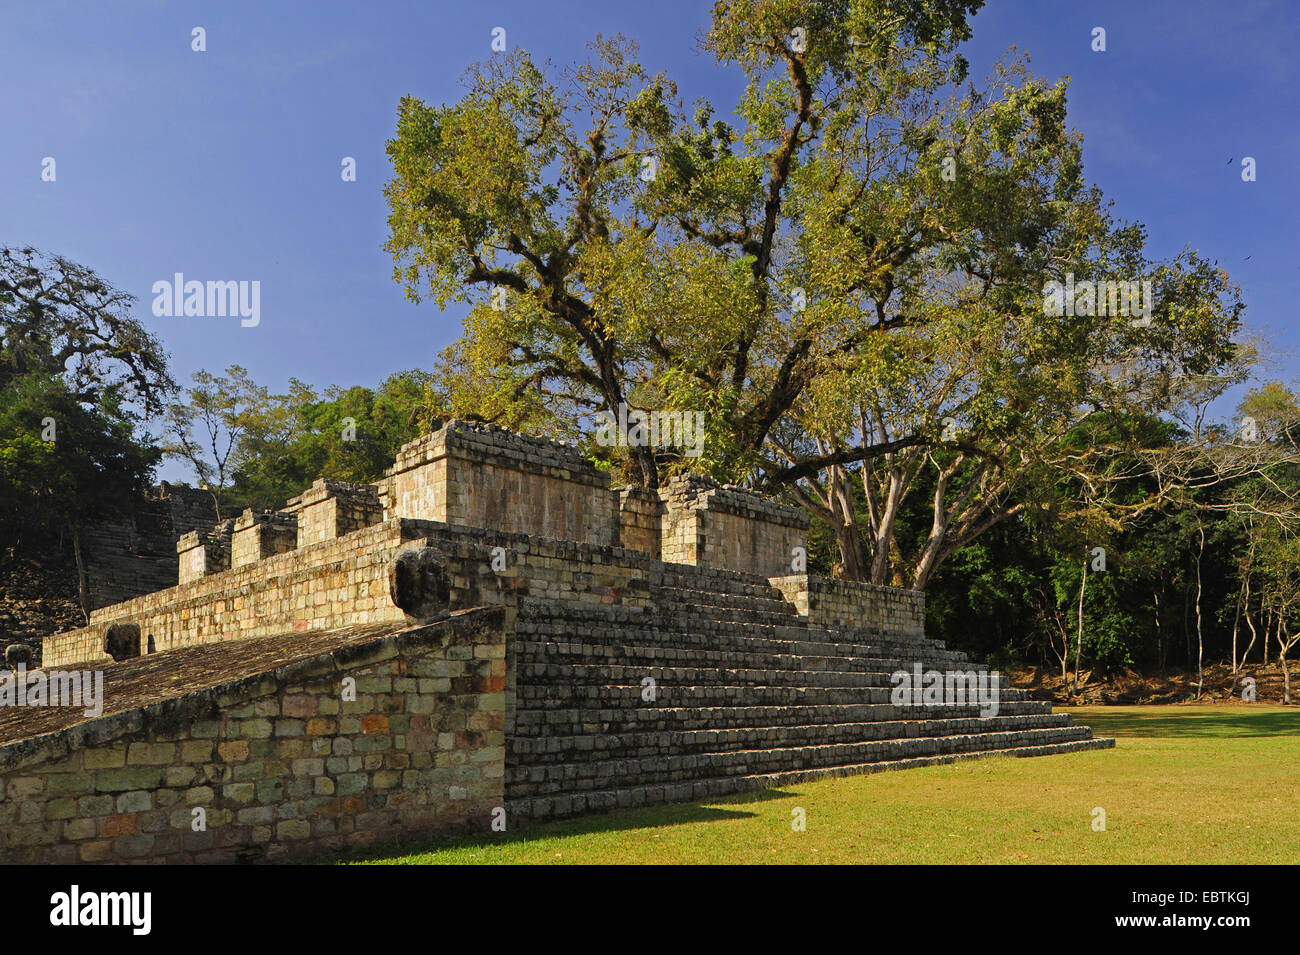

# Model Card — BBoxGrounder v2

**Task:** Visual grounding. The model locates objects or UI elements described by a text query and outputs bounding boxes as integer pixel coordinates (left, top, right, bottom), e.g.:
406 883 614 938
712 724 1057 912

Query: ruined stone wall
176 541 207 586
420 523 651 611
0 611 505 864
385 421 620 548
660 505 701 565
660 475 809 578
43 522 427 668
50 425 817 635
296 480 382 548
43 517 655 669
80 483 217 610
177 520 234 585
41 423 944 673
359 522 652 744
231 510 298 569
617 487 662 559
768 574 926 639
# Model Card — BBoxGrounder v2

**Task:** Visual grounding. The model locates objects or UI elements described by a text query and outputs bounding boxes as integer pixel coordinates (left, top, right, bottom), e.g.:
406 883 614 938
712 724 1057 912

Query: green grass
334 705 1300 865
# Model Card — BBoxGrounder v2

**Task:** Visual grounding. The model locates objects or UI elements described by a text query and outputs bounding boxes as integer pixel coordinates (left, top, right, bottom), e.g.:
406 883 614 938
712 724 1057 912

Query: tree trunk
633 442 658 491
1054 615 1069 683
870 470 904 586
70 520 90 625
1230 579 1241 674
828 465 866 581
1277 625 1292 705
1231 574 1244 674
1072 558 1087 698
1242 599 1259 667
1232 537 1256 674
204 485 224 525
1194 524 1205 700
1154 590 1164 676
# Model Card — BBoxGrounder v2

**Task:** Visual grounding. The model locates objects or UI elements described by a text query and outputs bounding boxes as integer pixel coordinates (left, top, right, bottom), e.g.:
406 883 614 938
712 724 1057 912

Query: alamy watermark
0 664 104 717
152 273 260 327
594 402 705 458
50 885 150 935
890 663 1001 717
1043 272 1155 327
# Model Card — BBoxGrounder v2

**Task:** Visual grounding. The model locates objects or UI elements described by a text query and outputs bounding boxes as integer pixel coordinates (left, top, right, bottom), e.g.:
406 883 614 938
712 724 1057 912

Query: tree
0 246 172 414
1218 383 1300 698
0 247 170 618
164 366 278 521
385 4 988 491
229 369 439 510
1247 531 1300 704
386 3 1244 586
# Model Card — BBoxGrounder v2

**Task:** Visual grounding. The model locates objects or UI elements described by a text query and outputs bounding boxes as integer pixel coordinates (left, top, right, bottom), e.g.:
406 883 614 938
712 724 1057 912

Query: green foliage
228 370 437 511
163 366 283 520
0 247 173 415
0 249 166 555
0 372 160 543
383 3 1247 612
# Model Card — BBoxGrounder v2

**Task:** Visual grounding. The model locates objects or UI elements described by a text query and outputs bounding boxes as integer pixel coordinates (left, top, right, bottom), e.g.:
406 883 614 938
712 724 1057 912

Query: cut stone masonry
176 520 234 585
231 509 298 569
4 418 1111 864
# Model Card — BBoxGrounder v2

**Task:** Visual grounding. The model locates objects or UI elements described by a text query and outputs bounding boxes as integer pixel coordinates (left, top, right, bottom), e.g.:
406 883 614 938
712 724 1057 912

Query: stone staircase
507 566 1113 822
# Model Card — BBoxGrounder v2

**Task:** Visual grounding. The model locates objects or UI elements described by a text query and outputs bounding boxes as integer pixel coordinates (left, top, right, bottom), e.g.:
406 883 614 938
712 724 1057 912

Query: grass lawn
333 705 1300 865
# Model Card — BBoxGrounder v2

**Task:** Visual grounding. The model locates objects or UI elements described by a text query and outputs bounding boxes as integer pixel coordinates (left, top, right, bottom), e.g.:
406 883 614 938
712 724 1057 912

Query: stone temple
0 420 1112 863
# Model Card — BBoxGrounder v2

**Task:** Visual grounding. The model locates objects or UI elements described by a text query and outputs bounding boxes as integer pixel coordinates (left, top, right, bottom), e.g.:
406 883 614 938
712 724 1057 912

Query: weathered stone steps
654 586 797 614
649 568 791 595
518 641 997 678
510 699 1059 736
510 566 1110 823
656 604 811 627
501 738 1112 821
517 611 970 664
506 737 1114 822
518 661 1015 693
510 712 1077 762
515 682 1037 708
507 731 1110 801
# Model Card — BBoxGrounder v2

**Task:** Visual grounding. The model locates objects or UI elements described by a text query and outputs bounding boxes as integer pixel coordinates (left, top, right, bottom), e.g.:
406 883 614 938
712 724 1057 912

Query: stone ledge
3 610 502 757
388 420 608 488
661 474 809 529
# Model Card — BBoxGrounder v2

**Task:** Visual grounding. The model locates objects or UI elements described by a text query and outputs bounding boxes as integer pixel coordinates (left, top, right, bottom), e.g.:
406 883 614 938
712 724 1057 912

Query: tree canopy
383 1 1245 587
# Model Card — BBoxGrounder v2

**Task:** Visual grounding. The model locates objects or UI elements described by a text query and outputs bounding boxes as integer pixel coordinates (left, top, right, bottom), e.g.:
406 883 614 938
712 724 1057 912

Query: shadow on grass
307 785 800 865
1070 708 1300 740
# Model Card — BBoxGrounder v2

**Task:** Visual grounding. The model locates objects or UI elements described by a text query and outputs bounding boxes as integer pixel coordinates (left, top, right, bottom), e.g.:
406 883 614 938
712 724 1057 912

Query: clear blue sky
3 0 1296 480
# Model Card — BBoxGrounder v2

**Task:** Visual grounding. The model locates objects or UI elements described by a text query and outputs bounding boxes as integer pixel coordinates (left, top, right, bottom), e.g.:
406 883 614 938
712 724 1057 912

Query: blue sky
3 0 1296 479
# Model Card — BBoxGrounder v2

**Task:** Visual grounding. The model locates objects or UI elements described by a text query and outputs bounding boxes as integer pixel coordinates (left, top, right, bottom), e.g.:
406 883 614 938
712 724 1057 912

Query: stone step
505 726 1101 796
515 682 1037 708
517 639 990 679
518 661 1017 694
656 604 807 627
511 698 1057 736
505 737 1116 822
656 606 805 628
517 614 971 666
518 595 940 635
654 586 797 614
509 712 1078 763
648 568 785 596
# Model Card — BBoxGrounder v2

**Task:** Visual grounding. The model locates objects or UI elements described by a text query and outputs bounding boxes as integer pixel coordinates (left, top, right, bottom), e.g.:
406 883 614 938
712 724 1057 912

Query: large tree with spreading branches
384 0 1248 585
